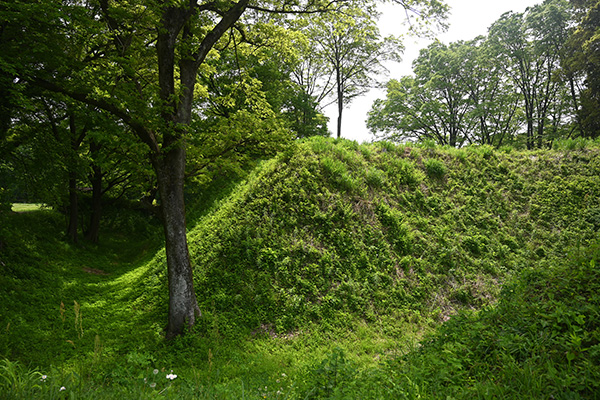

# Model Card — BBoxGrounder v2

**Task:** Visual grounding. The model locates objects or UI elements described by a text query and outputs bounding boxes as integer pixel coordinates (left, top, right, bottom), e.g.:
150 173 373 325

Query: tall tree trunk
336 75 343 139
337 105 343 139
153 143 200 339
527 120 534 150
525 96 534 150
449 123 457 148
66 113 82 243
568 76 584 137
537 121 545 149
151 0 248 339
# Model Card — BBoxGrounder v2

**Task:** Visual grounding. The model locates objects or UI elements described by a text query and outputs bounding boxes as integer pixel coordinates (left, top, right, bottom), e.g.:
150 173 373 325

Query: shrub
554 138 589 151
386 242 600 399
365 167 386 188
424 158 446 179
375 202 412 256
385 157 419 186
419 139 437 149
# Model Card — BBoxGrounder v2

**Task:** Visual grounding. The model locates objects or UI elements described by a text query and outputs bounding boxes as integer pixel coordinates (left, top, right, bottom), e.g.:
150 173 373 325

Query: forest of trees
0 0 598 338
368 0 600 148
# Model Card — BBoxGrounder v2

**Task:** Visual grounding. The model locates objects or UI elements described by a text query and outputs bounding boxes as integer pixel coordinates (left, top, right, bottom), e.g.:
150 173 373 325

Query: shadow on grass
0 209 167 372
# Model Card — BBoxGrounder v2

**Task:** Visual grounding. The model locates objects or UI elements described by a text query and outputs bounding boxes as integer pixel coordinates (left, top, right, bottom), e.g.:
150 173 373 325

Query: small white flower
40 375 47 382
59 386 66 391
153 369 159 375
166 373 177 380
150 382 156 388
281 373 286 377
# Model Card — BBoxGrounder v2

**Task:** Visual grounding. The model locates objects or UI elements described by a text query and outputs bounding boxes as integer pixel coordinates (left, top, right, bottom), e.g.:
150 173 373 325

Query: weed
0 359 44 398
419 139 437 149
424 158 446 179
365 167 386 188
300 348 357 399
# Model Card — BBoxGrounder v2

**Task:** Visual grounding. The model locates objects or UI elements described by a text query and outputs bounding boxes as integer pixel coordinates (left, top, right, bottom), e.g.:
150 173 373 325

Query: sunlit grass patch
11 203 45 212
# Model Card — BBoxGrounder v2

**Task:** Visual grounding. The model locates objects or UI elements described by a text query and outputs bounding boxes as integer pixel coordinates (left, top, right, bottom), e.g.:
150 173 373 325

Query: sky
325 0 543 143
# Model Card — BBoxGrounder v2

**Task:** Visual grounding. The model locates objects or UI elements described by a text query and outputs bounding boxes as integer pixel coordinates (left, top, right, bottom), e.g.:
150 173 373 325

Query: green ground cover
10 203 45 213
0 138 599 399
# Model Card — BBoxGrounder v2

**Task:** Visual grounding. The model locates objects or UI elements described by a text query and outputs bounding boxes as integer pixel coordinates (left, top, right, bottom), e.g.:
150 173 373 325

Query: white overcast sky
325 0 543 143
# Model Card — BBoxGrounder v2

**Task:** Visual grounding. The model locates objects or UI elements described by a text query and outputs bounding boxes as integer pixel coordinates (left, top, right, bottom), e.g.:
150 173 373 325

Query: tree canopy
369 0 598 147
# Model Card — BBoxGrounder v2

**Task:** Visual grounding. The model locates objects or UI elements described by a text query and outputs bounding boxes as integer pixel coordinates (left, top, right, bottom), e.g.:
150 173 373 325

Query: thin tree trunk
337 106 343 139
449 124 457 148
85 140 102 243
86 164 102 243
527 120 534 150
568 76 584 137
153 143 201 339
525 96 534 150
66 174 78 243
335 65 344 139
537 122 545 149
66 113 82 243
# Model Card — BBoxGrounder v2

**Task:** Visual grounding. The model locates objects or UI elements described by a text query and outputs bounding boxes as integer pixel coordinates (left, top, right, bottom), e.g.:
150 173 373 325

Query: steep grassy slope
145 138 600 336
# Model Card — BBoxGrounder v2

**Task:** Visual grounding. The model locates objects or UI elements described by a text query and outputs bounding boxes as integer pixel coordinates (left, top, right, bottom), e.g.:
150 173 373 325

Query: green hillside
178 138 600 333
1 138 599 398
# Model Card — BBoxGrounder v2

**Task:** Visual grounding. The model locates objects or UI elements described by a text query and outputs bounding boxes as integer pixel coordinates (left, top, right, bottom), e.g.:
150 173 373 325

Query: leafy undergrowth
380 241 600 399
1 137 599 398
178 138 600 335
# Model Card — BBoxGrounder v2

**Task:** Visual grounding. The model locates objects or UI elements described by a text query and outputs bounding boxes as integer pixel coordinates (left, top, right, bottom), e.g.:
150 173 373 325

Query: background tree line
368 0 600 148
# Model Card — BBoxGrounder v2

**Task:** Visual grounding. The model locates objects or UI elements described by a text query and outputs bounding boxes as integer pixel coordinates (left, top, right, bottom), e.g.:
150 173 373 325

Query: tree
2 91 149 243
195 25 327 141
565 0 600 137
370 0 577 149
451 38 521 147
412 41 473 146
368 76 457 144
368 40 519 147
488 0 573 149
82 119 152 244
3 96 90 242
2 0 448 338
293 7 402 138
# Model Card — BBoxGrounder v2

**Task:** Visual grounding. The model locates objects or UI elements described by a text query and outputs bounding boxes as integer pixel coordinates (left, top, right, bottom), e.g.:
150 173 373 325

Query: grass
385 242 600 399
10 203 45 212
1 138 599 398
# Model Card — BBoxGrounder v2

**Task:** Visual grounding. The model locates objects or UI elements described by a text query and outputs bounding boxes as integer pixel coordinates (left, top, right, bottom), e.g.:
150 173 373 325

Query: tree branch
33 78 160 155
